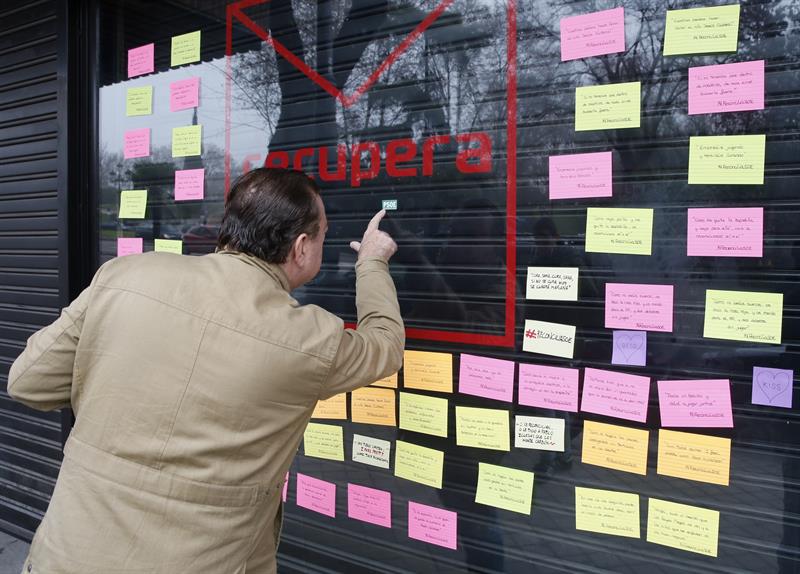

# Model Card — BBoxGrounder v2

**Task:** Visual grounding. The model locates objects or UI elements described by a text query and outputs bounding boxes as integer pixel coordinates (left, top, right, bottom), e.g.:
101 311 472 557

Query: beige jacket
8 250 404 574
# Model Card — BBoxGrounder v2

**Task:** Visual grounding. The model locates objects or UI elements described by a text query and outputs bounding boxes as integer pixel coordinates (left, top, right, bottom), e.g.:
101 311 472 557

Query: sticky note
560 7 625 61
575 487 640 538
170 77 200 112
687 207 763 257
752 366 793 408
612 331 647 367
688 134 765 185
549 152 612 200
311 393 347 420
458 353 514 402
663 4 740 56
399 392 448 437
303 422 344 461
154 239 182 254
382 199 397 210
372 373 398 388
352 434 391 469
605 283 674 332
127 43 154 78
581 368 650 423
282 472 288 502
117 238 143 257
403 350 452 393
172 125 202 158
123 128 150 159
647 498 719 557
515 415 565 452
408 502 457 550
689 60 764 115
575 82 640 131
518 363 579 412
704 289 783 344
657 429 731 486
119 190 147 219
526 267 579 301
171 30 201 67
126 86 153 116
348 484 391 528
582 420 648 476
475 462 534 515
522 319 576 359
586 207 653 255
174 168 205 202
351 387 396 427
394 440 444 489
658 379 733 428
455 406 510 451
296 473 336 518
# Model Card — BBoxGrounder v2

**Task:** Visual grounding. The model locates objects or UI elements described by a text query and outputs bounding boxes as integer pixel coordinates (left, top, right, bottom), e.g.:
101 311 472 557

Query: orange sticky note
581 420 649 475
403 350 453 393
372 372 398 388
312 394 347 420
657 429 731 486
351 387 396 427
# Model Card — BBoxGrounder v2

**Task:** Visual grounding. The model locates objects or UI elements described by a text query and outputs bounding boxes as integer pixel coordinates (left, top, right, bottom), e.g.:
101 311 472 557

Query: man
8 168 404 573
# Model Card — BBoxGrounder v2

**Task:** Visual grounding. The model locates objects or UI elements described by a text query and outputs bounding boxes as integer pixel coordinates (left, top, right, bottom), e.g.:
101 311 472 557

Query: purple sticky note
170 77 200 112
123 128 150 160
458 353 515 402
408 501 457 550
581 367 650 423
347 484 391 528
549 151 613 200
282 472 289 503
687 207 763 258
752 367 793 408
296 473 336 518
605 283 674 332
688 60 764 115
518 363 579 412
560 7 625 62
128 43 154 79
612 330 646 366
658 379 733 427
174 168 205 201
117 238 143 257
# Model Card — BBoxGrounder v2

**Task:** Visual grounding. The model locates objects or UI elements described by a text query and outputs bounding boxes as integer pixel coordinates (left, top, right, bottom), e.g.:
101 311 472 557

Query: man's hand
350 209 397 262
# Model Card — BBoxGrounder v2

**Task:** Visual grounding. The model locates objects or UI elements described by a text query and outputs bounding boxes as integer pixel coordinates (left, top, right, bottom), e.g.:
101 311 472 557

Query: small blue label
382 199 398 210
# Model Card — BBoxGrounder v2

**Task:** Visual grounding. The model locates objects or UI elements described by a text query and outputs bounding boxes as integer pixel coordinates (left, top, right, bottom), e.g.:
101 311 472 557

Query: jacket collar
216 250 292 293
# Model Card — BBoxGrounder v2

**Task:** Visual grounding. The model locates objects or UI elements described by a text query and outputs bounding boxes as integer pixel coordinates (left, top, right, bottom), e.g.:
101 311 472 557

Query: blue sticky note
611 330 646 366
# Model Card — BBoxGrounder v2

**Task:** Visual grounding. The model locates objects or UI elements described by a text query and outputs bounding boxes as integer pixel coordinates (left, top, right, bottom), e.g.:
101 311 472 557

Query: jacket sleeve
319 257 405 399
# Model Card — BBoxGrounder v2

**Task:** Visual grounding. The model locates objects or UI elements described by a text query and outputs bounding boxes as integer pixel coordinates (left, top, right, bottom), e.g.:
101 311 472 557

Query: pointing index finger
367 209 386 232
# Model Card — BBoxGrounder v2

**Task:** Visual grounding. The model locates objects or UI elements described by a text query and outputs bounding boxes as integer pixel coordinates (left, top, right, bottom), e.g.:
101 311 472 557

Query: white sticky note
515 415 565 452
522 319 576 359
526 267 579 301
351 434 391 469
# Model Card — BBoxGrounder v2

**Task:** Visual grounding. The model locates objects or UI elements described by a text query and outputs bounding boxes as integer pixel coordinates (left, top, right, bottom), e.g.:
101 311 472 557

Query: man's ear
292 233 309 264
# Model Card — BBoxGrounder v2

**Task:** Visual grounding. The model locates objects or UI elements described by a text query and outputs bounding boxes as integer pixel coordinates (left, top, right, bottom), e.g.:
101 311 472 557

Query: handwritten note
586 207 653 255
116 238 143 257
687 207 763 257
647 498 719 557
170 77 200 112
348 484 391 528
605 283 674 332
575 82 640 131
752 366 793 408
394 440 444 489
455 406 510 451
408 502 457 550
515 415 565 452
549 152 612 200
311 393 347 420
174 168 205 201
581 368 650 423
119 190 147 219
399 392 447 437
518 363 579 412
123 128 150 160
575 487 640 538
582 420 649 476
126 86 153 116
351 387 396 426
372 372 398 388
303 422 344 461
658 379 733 428
352 434 391 469
296 473 336 518
526 267 579 301
612 331 647 366
663 4 740 56
560 7 625 61
172 125 202 158
154 239 182 254
127 43 154 78
522 319 576 359
657 429 731 486
458 353 514 402
704 289 783 344
688 134 765 185
403 350 452 393
689 60 764 115
171 30 201 67
475 463 534 515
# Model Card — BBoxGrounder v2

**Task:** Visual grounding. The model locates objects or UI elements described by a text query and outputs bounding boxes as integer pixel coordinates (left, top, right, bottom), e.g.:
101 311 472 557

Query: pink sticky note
174 168 205 201
549 151 612 200
688 60 765 115
605 283 674 332
117 238 143 257
282 472 289 503
347 484 392 528
408 501 457 550
687 207 763 258
658 379 733 428
518 363 579 412
128 43 154 78
752 366 793 408
458 353 515 402
170 77 200 112
581 367 650 423
296 473 336 518
123 128 150 160
560 7 625 62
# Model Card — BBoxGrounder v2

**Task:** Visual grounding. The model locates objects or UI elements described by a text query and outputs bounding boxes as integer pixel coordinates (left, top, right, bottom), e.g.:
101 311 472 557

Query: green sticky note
475 462 534 515
394 440 444 489
455 406 510 451
118 190 147 218
172 125 202 158
399 392 448 438
303 422 344 461
171 30 201 67
575 487 641 538
126 86 153 117
154 239 183 255
575 82 640 131
585 207 653 256
704 289 783 344
688 135 765 185
663 5 740 56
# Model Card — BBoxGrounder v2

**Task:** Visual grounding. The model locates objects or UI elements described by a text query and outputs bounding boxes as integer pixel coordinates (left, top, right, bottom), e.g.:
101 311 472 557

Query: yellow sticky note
125 86 152 116
303 422 344 461
372 372 398 388
311 393 347 420
171 30 201 66
403 350 452 393
585 208 653 255
351 387 396 426
647 498 720 557
455 406 510 451
119 190 147 219
657 429 730 486
154 239 182 254
475 462 534 515
688 135 765 185
172 125 202 158
575 82 640 131
663 4 740 56
394 440 443 489
704 289 783 344
582 420 649 475
399 392 447 437
575 487 640 539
